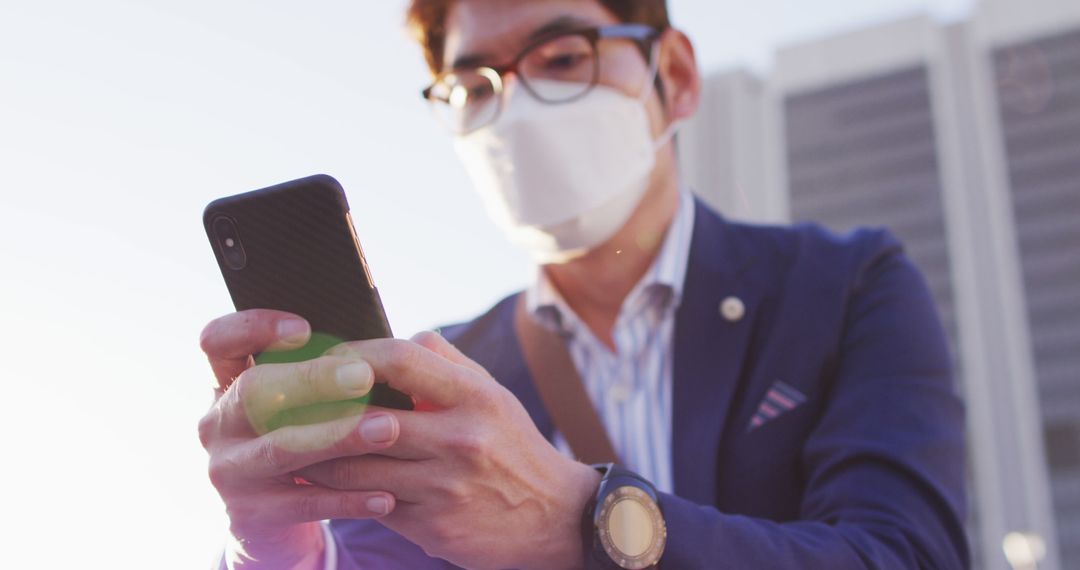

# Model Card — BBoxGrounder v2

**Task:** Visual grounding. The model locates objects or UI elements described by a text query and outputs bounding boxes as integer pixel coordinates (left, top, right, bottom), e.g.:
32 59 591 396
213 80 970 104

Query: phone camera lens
213 216 247 270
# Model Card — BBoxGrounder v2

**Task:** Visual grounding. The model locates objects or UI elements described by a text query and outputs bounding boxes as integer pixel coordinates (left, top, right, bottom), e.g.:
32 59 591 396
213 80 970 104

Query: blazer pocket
747 380 808 432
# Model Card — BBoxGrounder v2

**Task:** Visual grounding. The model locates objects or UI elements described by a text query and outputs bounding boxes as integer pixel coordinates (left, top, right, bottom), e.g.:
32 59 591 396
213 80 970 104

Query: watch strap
583 464 665 570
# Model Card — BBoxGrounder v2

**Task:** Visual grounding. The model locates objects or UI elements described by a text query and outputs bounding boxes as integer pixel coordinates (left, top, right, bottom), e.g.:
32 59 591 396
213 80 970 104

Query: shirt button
720 296 746 322
609 384 630 403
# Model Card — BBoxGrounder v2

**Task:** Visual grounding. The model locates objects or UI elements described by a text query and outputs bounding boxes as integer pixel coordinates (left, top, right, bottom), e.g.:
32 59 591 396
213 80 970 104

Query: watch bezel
585 464 667 570
596 485 667 569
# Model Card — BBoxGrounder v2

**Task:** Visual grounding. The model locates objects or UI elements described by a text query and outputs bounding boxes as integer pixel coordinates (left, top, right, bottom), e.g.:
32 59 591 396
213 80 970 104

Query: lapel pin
720 296 746 323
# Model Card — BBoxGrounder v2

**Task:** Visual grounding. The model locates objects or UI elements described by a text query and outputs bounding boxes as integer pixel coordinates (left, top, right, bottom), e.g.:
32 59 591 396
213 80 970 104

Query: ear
657 28 702 122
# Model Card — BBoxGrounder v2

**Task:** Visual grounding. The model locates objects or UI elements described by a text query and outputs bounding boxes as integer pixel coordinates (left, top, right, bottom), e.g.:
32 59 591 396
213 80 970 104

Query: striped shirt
296 193 696 570
525 189 695 494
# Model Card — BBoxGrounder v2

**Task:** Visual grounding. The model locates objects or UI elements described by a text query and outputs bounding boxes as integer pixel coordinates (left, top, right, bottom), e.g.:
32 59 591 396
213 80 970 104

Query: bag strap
513 294 619 465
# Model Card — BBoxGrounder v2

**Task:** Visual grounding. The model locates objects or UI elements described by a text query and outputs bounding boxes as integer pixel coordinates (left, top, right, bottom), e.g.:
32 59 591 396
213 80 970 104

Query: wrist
226 522 326 570
526 460 601 570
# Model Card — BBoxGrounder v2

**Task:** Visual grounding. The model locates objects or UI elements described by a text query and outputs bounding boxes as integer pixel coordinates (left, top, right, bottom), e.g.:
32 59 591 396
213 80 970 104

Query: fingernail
336 362 373 394
276 319 310 346
360 415 396 444
366 496 390 516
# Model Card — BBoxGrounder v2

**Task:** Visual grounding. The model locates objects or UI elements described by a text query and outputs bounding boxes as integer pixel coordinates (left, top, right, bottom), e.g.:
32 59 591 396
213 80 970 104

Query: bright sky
0 0 972 567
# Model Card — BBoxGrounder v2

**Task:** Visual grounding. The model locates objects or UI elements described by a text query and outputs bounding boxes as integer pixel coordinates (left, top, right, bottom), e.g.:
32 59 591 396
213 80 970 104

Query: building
679 1 1080 568
975 0 1080 565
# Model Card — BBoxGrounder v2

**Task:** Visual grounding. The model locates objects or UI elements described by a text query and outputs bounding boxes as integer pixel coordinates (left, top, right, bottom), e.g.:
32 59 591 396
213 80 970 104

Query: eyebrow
449 15 596 70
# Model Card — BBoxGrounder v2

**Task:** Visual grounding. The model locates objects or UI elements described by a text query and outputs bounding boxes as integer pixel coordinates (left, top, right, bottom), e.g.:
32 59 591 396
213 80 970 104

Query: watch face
597 485 667 569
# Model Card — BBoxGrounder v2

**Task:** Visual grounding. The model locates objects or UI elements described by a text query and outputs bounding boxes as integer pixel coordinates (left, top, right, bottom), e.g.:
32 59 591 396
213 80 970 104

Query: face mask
453 76 678 264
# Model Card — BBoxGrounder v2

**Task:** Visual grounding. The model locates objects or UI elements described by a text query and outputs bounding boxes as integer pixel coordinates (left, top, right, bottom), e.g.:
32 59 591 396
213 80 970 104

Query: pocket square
748 381 808 431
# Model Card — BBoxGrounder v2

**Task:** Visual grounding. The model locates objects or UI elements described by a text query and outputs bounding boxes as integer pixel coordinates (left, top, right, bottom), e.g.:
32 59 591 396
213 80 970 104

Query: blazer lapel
498 294 557 441
672 200 765 505
491 202 770 507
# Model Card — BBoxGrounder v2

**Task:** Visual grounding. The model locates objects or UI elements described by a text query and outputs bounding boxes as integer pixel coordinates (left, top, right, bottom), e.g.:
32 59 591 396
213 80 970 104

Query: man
199 0 969 568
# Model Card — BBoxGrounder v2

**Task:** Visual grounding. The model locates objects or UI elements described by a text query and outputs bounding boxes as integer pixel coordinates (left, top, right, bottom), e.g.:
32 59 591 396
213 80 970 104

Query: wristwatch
582 463 667 569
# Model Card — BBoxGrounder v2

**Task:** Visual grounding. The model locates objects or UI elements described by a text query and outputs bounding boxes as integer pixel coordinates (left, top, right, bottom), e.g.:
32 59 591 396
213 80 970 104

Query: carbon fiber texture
204 174 412 410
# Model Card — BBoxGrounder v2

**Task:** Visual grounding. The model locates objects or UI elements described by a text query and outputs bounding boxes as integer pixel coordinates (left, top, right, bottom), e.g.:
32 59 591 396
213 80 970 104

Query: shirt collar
526 187 696 335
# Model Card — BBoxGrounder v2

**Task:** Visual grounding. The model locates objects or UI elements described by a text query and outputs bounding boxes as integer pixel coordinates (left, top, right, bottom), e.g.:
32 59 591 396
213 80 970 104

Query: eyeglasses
422 24 661 135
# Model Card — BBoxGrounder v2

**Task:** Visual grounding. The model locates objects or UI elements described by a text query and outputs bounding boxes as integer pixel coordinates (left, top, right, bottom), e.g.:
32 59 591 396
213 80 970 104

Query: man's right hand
198 309 400 569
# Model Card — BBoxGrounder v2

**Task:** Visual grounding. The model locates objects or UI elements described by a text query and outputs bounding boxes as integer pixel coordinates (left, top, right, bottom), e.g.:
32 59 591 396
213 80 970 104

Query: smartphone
204 174 414 412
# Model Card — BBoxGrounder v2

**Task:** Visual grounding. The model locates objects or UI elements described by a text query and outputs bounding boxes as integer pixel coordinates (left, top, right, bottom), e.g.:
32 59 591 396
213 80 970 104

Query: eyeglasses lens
431 69 502 134
519 34 597 102
429 32 600 133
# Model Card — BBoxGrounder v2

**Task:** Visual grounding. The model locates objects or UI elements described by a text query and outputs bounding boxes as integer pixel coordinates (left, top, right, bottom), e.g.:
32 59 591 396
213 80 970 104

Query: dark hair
406 0 671 74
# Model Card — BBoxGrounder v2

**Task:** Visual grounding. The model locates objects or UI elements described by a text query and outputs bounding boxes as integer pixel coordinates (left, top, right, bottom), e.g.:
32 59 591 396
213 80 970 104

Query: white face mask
453 77 677 264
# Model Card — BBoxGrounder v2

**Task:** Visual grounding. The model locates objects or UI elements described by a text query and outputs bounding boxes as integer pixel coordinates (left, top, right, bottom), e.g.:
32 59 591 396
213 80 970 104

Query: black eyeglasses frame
421 23 663 108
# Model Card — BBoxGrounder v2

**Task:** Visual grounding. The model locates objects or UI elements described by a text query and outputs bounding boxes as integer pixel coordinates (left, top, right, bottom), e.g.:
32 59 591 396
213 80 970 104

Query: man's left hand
297 331 600 570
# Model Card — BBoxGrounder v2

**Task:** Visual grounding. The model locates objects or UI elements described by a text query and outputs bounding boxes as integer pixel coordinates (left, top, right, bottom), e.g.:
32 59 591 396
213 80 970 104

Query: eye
543 50 590 72
439 73 498 108
523 34 595 82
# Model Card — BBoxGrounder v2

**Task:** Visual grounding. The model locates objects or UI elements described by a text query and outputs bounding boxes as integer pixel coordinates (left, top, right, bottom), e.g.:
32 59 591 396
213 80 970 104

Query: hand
297 331 602 570
198 309 400 569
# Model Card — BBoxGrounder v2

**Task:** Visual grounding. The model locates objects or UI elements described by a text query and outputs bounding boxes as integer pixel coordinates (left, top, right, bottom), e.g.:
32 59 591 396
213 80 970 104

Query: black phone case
204 174 414 411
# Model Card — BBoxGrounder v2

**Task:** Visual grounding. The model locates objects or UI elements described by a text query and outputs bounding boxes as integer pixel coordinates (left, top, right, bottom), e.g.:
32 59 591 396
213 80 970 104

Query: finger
210 355 254 395
232 487 395 527
411 331 488 376
264 398 368 432
282 405 455 464
201 310 311 388
328 339 477 408
215 411 400 482
296 409 460 491
287 407 449 462
379 408 452 460
297 455 432 503
236 356 375 433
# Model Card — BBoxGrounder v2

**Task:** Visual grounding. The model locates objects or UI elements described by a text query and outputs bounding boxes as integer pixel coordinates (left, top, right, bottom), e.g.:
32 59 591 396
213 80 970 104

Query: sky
0 0 973 567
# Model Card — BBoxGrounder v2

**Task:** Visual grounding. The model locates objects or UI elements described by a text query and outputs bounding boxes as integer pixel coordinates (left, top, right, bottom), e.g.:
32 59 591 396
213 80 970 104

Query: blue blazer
330 199 969 569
